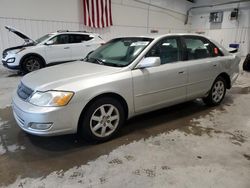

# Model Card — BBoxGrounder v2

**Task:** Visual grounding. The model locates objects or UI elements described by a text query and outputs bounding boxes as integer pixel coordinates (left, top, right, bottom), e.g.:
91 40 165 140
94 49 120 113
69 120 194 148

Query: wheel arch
217 72 231 89
77 92 129 131
20 53 46 68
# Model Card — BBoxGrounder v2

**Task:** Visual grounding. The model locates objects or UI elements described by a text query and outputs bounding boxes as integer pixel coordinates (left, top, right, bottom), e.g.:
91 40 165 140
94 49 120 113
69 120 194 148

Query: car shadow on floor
7 72 23 77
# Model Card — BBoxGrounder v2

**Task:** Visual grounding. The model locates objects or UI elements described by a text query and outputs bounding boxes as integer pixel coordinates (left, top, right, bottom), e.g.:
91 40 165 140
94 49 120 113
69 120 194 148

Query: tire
21 56 44 73
243 54 250 71
203 76 226 106
78 97 125 143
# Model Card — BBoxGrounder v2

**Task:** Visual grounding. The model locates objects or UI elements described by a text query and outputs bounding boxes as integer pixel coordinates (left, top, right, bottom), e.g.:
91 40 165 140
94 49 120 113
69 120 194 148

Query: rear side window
146 38 180 64
69 34 93 43
209 42 224 57
184 37 213 60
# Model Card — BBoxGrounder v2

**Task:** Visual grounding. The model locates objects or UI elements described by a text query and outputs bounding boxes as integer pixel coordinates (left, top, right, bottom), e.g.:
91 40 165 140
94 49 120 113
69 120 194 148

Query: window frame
145 36 183 65
180 36 224 61
49 34 70 45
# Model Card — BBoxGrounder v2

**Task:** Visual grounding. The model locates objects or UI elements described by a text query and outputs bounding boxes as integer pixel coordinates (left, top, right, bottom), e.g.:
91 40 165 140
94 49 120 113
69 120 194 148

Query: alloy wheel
90 104 120 138
212 80 225 103
25 59 41 72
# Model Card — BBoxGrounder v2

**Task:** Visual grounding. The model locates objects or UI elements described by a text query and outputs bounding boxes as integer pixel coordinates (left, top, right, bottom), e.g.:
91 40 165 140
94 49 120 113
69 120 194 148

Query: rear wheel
78 97 125 143
203 76 226 106
21 56 44 73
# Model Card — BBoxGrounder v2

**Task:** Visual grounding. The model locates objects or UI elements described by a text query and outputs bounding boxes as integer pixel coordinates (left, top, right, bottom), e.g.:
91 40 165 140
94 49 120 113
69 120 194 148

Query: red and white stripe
83 0 113 28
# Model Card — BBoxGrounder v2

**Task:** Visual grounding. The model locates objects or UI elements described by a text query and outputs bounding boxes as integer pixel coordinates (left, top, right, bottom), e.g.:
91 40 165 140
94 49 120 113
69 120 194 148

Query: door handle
64 47 70 49
178 71 185 74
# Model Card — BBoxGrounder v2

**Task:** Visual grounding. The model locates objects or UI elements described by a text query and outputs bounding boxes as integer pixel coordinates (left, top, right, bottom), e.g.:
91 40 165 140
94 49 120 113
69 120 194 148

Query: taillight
214 48 218 55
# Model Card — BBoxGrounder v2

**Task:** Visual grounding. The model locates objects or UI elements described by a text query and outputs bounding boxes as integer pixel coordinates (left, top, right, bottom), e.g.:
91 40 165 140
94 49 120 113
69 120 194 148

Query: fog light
6 57 15 63
29 122 53 130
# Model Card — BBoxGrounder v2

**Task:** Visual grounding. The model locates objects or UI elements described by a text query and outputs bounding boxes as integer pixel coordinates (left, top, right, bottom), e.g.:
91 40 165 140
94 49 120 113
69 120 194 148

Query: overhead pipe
185 0 250 24
134 0 186 16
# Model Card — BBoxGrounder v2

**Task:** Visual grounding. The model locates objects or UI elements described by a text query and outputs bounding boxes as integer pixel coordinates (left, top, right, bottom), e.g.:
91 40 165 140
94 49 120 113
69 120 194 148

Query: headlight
6 58 15 63
29 91 74 107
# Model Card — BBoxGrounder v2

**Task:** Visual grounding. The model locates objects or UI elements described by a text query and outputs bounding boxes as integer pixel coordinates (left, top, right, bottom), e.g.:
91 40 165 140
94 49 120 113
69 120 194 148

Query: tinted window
50 34 69 45
184 37 213 60
146 38 180 64
69 34 93 43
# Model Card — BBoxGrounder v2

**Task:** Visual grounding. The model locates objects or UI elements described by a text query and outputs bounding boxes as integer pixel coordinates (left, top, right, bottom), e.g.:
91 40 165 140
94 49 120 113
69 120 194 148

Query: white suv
2 26 104 73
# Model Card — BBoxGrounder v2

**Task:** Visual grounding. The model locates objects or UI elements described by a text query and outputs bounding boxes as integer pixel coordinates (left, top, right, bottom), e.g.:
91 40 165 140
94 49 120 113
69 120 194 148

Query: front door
45 34 72 64
132 37 188 113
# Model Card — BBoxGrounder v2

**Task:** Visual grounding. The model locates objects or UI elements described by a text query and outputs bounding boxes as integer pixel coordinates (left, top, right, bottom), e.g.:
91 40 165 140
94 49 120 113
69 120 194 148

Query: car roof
116 33 209 40
49 31 100 36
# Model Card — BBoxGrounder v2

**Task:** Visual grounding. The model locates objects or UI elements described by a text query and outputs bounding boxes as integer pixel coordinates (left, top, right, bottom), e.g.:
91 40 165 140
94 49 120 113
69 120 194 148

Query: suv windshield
35 34 53 43
86 37 153 67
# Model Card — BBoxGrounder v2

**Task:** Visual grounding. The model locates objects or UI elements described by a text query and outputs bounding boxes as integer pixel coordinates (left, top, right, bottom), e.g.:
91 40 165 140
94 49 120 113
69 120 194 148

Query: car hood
5 26 35 44
22 61 121 91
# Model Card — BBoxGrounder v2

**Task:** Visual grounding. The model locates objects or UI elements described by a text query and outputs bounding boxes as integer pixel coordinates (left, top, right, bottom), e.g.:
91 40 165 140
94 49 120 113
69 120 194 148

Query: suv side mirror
45 40 54 45
136 57 161 69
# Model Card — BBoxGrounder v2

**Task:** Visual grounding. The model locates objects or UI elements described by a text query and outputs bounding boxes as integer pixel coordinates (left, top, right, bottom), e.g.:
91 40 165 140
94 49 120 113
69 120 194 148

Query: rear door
132 37 188 113
69 34 97 60
182 36 221 100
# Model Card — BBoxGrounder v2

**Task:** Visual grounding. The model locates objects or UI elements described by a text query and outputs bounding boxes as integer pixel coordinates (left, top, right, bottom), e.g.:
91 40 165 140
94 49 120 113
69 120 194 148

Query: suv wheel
22 56 43 73
203 76 226 106
79 97 125 143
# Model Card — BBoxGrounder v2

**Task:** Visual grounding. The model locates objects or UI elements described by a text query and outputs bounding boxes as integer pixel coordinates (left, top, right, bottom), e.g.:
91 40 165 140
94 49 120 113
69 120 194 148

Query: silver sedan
12 34 240 142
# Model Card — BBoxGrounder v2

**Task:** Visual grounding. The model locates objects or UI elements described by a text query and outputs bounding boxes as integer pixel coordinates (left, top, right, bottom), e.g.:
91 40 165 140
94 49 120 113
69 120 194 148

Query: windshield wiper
84 57 104 64
85 57 124 67
102 62 124 67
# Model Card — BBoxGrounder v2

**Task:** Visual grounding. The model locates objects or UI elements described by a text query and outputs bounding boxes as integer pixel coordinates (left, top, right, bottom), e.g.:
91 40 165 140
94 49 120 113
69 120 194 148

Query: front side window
86 37 153 67
184 37 213 60
35 34 53 43
49 34 69 45
146 38 180 64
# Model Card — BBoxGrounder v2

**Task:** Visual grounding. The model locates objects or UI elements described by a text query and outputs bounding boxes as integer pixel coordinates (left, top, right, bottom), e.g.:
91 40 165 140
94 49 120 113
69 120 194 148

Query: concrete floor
0 63 250 187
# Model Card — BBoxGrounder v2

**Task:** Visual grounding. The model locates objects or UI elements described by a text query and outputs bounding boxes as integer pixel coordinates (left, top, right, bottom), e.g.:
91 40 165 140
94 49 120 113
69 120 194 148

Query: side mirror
136 57 161 69
45 40 54 45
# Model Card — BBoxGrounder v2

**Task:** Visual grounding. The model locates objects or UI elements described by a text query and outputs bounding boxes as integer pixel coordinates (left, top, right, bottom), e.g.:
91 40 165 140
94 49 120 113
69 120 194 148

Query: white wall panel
0 0 191 55
189 1 250 56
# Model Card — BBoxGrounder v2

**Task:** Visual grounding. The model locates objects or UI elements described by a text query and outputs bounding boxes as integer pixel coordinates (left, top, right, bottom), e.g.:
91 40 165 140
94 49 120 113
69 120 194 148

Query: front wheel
78 97 125 143
203 76 226 106
21 56 43 73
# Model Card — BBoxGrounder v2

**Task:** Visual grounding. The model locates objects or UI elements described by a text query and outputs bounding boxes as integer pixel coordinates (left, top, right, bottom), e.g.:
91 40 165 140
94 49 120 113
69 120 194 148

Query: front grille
17 82 34 100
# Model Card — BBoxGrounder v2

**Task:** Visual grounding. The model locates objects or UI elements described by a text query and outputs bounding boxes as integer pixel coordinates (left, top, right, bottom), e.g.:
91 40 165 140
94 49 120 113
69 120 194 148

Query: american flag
83 0 113 28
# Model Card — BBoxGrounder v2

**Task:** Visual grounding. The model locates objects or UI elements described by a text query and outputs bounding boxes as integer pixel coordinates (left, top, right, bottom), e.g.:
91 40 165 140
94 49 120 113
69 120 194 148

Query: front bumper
12 91 82 136
2 60 20 70
2 53 21 70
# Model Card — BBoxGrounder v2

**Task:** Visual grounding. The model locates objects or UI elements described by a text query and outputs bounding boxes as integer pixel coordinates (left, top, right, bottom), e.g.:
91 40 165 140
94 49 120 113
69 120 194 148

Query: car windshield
35 34 53 43
86 37 153 67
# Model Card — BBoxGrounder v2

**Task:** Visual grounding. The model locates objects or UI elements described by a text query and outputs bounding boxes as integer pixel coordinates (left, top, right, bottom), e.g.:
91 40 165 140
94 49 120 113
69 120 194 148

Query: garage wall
0 0 192 54
188 0 250 56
